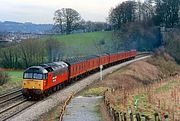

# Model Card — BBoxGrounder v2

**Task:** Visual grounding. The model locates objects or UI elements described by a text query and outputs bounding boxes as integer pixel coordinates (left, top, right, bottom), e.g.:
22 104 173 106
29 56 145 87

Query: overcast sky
0 0 128 24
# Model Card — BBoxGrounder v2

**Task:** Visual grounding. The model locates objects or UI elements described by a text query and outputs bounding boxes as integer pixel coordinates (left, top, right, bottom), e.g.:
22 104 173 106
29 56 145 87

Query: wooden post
130 112 134 121
116 112 120 121
145 116 150 121
120 112 124 121
119 112 121 121
164 114 168 121
154 112 158 121
136 113 141 121
124 113 127 121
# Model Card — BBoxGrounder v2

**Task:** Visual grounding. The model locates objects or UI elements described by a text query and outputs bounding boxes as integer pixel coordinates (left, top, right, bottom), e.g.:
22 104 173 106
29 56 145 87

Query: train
22 50 137 99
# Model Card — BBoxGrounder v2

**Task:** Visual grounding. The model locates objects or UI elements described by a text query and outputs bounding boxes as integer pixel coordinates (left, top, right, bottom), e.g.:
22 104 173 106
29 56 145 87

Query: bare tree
53 8 83 34
109 1 136 30
53 9 63 33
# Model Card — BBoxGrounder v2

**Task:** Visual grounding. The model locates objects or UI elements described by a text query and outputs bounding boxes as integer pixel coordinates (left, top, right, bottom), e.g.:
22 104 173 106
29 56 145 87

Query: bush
0 71 9 85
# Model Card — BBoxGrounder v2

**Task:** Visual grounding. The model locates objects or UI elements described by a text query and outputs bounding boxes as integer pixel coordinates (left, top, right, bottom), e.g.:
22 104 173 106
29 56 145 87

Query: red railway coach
98 53 110 66
109 52 119 63
85 55 100 71
64 57 87 79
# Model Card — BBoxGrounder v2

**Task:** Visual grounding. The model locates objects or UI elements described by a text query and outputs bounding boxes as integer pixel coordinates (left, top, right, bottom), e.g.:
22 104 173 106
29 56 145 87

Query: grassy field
43 31 113 55
5 70 23 83
0 70 23 91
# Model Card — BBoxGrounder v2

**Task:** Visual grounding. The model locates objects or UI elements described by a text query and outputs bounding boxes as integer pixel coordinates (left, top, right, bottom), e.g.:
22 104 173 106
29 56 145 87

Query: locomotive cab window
33 73 43 80
23 73 33 79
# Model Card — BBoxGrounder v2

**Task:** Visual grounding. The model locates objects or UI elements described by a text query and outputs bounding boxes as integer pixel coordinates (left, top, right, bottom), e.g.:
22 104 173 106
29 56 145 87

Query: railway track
0 99 36 121
0 88 22 99
0 88 23 106
0 88 35 121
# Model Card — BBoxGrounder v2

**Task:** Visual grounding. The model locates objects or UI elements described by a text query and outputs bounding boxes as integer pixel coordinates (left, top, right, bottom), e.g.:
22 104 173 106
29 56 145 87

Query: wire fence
103 89 170 121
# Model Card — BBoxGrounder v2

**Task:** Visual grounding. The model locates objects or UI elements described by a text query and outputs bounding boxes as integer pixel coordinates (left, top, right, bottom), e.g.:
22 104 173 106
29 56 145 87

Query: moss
81 87 109 96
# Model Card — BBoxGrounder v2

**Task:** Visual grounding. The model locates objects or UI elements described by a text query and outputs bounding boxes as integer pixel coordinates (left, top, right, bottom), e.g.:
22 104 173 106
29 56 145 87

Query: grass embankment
0 70 23 91
82 54 180 120
118 79 180 119
43 31 112 55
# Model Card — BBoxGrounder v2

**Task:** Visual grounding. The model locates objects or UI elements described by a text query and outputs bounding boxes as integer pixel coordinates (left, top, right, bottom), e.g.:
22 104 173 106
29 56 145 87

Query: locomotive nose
22 79 43 90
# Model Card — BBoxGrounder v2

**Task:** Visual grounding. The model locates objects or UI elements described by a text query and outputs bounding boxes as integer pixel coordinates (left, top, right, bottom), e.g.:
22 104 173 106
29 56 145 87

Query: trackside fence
103 90 169 121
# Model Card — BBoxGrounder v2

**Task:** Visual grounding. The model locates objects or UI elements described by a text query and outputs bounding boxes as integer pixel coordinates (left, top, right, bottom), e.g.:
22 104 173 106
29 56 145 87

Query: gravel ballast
8 56 151 121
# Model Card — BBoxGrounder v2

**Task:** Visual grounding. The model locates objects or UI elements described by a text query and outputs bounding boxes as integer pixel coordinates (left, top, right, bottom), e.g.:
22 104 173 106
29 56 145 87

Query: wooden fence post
115 111 120 121
154 112 158 121
118 112 122 121
164 114 168 121
124 113 127 121
112 108 115 121
130 112 134 121
136 113 141 121
145 116 150 121
120 112 124 121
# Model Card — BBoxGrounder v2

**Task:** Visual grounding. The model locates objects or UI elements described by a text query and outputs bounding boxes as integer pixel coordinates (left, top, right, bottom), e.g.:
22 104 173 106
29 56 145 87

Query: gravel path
8 55 151 121
63 96 103 121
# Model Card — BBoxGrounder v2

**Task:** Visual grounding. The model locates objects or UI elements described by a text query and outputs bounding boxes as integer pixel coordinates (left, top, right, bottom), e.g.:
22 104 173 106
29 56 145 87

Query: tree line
53 0 180 35
108 0 180 29
104 0 179 53
0 38 65 68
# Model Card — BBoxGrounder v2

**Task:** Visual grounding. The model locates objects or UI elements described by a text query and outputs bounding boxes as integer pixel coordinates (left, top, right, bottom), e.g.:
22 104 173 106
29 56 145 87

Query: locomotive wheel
56 85 60 91
53 86 56 92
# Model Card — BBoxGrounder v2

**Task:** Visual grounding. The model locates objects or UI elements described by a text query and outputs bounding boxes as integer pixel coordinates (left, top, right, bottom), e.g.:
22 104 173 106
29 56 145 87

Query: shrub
0 71 9 85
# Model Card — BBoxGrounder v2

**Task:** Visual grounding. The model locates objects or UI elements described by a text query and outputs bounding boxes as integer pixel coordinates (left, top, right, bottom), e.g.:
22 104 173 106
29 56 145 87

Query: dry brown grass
91 55 180 120
96 60 163 90
105 76 180 120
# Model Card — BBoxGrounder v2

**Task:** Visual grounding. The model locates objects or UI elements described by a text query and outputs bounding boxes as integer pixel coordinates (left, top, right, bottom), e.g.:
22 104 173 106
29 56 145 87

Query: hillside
0 21 52 33
44 31 113 56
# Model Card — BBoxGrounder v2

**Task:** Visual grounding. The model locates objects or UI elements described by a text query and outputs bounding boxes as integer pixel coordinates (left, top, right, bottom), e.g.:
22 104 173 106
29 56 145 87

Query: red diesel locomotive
22 50 137 99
